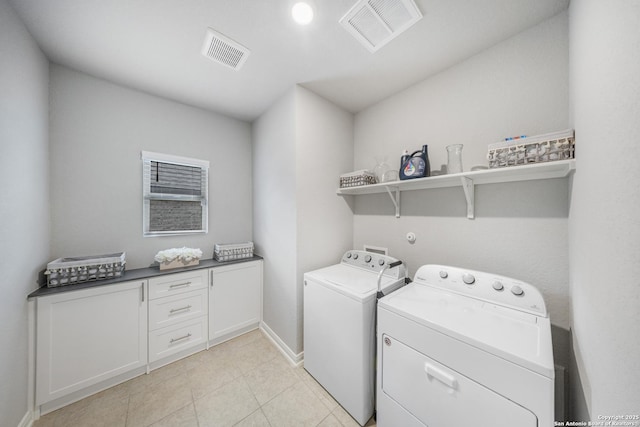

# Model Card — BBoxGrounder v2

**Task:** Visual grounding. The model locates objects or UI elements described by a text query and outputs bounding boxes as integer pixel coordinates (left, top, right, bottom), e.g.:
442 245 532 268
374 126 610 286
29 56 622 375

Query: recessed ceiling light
292 2 314 25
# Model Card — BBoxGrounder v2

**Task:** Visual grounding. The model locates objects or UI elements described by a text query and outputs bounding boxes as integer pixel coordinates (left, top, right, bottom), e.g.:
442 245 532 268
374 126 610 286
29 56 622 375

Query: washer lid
304 264 402 301
379 283 554 378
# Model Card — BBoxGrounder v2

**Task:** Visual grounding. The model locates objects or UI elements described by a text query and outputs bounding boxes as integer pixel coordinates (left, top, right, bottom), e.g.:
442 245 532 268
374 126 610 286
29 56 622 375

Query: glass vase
446 144 464 174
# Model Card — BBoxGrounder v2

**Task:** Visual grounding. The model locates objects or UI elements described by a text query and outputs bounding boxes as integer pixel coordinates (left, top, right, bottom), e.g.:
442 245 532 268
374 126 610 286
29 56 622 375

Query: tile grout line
123 394 130 427
190 382 201 427
34 330 368 427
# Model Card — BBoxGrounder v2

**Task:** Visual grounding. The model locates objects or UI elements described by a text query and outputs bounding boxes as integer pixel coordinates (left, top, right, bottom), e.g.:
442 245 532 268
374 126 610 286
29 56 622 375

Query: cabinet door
209 261 262 342
36 280 147 405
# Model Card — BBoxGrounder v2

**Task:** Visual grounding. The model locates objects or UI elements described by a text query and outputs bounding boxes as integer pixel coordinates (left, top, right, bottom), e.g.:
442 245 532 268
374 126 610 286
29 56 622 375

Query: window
142 151 209 237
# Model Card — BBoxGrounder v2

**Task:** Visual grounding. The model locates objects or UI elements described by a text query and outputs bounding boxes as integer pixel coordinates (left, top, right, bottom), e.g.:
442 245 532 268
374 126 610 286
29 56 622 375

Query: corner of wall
0 1 50 426
252 87 299 354
569 328 591 421
567 0 640 417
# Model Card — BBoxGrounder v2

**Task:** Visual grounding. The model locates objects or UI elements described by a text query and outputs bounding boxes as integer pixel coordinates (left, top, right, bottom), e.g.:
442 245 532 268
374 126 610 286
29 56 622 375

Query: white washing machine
304 250 406 426
377 265 554 427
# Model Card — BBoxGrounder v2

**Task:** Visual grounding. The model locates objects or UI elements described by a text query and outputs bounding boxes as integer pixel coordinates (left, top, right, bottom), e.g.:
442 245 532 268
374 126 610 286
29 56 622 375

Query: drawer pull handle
424 363 458 390
170 333 192 344
169 281 192 289
169 305 192 314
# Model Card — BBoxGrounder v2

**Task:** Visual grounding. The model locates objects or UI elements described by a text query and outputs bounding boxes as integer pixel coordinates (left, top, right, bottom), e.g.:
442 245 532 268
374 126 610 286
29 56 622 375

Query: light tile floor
34 329 377 427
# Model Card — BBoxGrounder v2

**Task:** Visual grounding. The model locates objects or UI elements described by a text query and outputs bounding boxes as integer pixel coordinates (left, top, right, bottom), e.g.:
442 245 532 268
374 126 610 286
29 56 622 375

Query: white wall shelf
336 159 576 219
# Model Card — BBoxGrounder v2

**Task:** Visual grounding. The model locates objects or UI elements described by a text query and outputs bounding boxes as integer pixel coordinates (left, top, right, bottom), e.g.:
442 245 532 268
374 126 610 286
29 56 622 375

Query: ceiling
10 0 569 122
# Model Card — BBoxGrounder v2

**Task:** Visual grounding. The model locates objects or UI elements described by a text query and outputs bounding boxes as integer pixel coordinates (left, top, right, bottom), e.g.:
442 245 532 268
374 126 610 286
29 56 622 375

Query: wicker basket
44 252 126 287
339 170 377 188
214 242 254 262
487 129 575 168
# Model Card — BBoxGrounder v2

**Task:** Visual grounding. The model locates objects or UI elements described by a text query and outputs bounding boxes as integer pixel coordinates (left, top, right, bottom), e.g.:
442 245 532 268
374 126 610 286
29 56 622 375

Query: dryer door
380 334 537 427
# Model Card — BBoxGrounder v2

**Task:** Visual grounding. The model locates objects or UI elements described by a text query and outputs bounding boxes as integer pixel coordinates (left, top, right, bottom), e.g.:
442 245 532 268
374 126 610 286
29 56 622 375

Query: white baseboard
18 410 33 427
209 323 260 347
260 321 304 367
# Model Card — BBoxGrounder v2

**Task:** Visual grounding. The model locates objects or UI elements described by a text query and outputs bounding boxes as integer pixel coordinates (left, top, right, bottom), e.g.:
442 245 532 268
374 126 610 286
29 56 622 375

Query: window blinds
150 161 204 197
142 151 209 236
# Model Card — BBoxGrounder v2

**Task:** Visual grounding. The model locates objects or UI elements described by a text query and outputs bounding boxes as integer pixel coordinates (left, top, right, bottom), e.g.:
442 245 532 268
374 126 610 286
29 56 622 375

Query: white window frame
141 151 209 237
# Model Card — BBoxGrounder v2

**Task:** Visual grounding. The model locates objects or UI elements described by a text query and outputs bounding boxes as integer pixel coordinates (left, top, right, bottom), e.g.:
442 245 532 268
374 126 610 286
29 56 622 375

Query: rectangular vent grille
340 0 422 53
201 28 250 70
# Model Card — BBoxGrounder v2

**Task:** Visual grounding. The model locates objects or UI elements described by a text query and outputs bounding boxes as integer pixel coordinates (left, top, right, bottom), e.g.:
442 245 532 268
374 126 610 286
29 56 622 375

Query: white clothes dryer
304 250 406 426
377 265 554 427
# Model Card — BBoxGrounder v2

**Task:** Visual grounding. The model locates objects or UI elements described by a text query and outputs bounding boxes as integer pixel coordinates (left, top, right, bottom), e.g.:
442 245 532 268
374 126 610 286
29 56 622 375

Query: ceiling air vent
339 0 423 53
201 28 250 71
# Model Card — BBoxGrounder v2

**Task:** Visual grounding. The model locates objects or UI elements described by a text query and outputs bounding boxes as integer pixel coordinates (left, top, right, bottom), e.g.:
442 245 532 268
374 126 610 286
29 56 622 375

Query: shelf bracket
460 177 475 219
385 186 401 218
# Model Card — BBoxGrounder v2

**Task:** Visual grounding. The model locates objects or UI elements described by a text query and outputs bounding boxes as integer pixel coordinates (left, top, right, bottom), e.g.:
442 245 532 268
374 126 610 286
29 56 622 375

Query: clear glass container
373 156 391 183
446 144 464 174
382 169 398 182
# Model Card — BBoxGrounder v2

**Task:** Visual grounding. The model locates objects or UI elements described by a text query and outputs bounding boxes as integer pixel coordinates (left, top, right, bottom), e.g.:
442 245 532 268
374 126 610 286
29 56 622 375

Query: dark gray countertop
28 255 263 299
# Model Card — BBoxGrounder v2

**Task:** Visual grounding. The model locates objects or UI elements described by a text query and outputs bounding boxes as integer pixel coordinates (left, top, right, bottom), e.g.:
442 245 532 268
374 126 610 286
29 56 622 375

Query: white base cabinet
35 280 147 406
32 259 263 414
209 260 263 344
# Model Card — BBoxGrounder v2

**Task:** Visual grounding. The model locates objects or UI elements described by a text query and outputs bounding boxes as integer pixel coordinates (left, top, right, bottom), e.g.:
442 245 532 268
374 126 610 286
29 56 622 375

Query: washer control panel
342 250 405 280
413 264 547 317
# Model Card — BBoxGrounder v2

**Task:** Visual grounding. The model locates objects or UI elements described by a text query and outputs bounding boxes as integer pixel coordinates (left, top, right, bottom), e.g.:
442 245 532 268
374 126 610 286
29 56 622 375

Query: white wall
0 0 50 425
353 12 571 328
252 88 299 356
49 65 253 269
254 86 354 357
295 86 354 351
568 0 640 418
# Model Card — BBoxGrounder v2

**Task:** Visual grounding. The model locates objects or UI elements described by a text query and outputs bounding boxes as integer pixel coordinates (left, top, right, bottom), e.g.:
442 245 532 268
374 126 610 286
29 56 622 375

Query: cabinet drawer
149 289 207 331
148 269 207 300
149 317 207 363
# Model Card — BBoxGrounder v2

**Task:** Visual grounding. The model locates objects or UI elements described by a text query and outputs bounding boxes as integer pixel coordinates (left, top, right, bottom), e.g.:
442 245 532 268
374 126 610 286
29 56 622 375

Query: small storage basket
214 242 254 262
487 129 575 168
339 170 377 188
44 252 126 288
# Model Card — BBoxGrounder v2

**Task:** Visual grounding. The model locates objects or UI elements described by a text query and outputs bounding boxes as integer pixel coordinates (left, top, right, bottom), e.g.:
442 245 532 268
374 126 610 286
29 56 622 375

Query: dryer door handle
424 363 458 390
